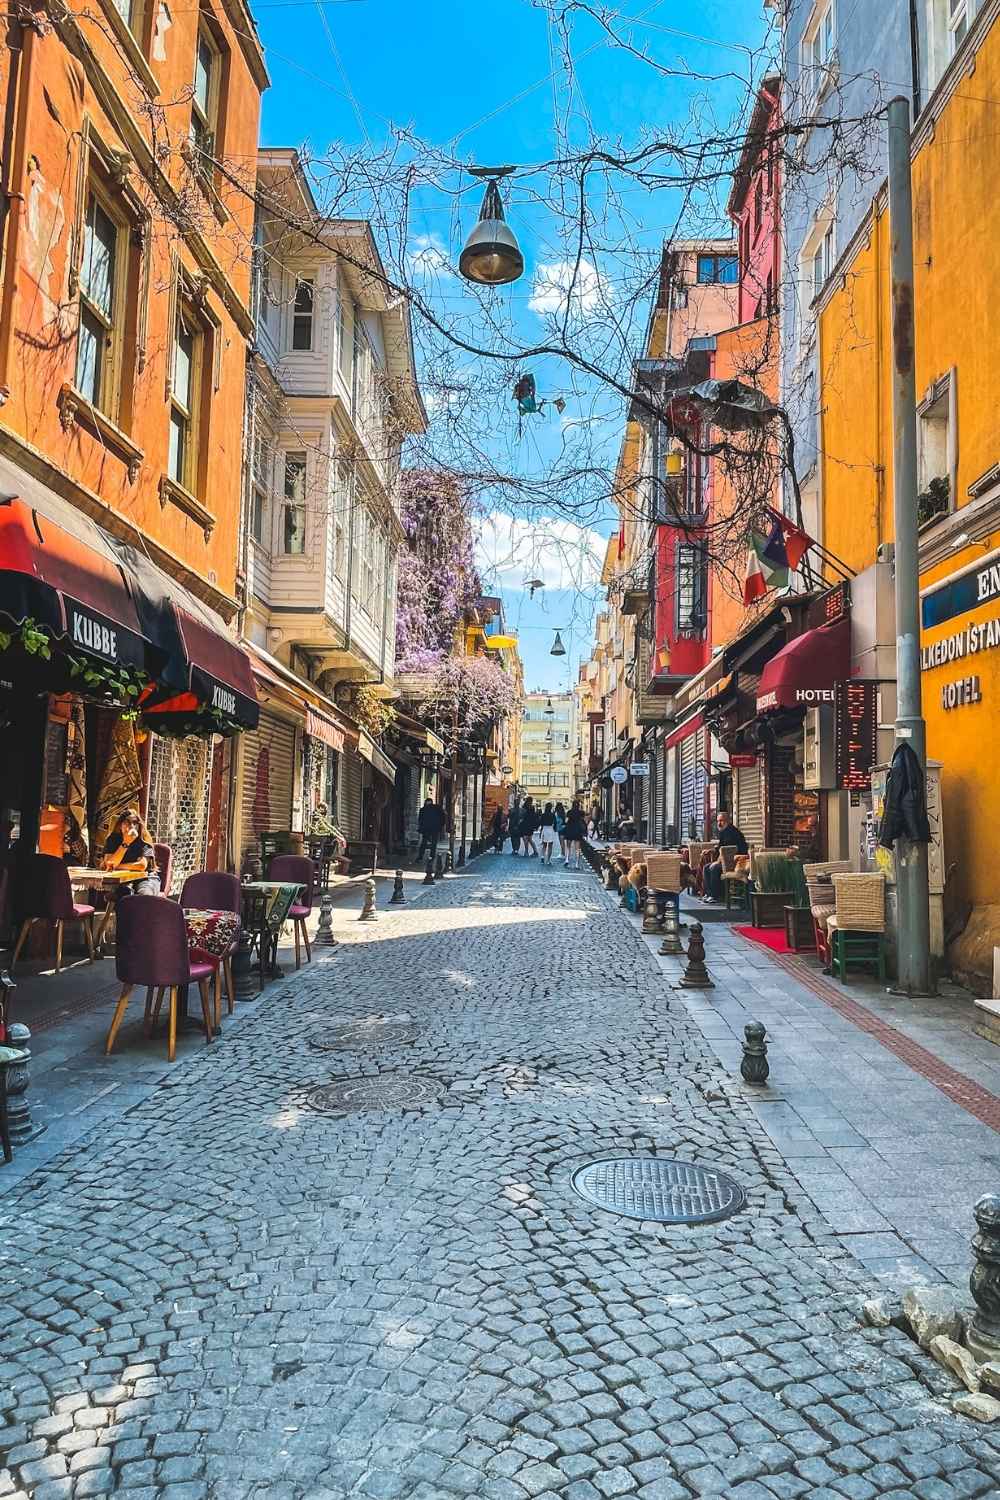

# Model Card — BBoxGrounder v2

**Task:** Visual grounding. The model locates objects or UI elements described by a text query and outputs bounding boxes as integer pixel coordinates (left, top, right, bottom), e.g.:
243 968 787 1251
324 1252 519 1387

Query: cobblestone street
2 855 999 1500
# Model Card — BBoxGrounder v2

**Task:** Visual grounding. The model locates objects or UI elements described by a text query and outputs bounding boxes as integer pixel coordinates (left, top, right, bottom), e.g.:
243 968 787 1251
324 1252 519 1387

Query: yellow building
817 12 1000 972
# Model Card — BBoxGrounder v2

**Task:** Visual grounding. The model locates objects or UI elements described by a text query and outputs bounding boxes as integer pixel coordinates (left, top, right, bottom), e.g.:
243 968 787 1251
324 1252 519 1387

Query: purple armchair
267 854 313 969
105 895 215 1062
179 871 242 1025
153 843 173 896
10 854 96 973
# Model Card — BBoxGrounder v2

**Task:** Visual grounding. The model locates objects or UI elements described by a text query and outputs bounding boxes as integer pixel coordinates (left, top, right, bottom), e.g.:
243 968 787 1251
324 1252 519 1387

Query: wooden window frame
281 450 308 554
291 276 315 352
74 181 130 421
190 19 221 163
160 264 219 535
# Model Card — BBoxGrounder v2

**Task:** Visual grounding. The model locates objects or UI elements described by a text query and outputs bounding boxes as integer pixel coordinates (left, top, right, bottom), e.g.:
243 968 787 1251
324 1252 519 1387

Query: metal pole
887 95 931 995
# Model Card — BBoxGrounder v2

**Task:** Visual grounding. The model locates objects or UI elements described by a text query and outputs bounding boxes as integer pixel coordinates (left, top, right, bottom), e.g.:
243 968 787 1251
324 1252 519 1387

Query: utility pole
887 96 931 995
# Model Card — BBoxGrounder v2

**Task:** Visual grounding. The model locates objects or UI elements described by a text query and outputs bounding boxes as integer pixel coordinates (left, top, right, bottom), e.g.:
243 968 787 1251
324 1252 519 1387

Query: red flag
771 511 813 570
743 538 769 606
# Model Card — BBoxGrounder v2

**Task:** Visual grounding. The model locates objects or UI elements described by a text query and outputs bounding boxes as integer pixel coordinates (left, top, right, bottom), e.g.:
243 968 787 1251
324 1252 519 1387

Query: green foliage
68 655 148 711
0 618 52 659
753 853 798 894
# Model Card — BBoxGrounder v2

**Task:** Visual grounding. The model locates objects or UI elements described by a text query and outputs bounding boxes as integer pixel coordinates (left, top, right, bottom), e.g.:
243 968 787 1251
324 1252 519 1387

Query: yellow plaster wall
818 20 1000 911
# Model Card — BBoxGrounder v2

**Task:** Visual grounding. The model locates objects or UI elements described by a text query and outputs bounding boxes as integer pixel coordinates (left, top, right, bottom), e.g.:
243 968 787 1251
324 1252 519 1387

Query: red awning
756 615 850 713
306 705 345 752
0 495 149 671
665 712 704 751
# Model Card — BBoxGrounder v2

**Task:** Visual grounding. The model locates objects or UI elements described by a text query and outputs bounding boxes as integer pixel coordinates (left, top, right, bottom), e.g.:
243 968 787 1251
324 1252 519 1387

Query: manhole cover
304 1075 444 1113
310 1017 421 1050
570 1156 745 1225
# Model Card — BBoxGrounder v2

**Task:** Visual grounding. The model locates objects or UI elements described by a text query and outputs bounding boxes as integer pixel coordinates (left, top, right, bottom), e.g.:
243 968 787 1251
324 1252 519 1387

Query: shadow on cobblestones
0 858 997 1499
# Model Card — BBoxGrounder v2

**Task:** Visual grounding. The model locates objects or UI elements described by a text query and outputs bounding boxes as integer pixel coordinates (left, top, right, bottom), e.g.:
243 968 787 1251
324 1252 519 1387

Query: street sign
500 765 514 775
629 762 649 777
609 766 627 784
729 752 757 768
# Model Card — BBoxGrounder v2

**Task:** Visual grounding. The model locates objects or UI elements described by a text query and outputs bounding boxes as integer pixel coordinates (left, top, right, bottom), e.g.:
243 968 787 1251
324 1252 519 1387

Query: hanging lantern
665 447 684 478
459 175 524 287
525 577 544 598
550 631 566 657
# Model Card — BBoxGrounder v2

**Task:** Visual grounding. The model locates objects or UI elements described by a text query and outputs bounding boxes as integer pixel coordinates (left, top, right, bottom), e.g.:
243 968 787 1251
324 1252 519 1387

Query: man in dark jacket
416 798 446 863
703 811 749 902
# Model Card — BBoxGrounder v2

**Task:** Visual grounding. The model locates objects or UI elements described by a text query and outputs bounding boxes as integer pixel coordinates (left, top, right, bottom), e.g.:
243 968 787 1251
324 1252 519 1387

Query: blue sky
257 0 771 690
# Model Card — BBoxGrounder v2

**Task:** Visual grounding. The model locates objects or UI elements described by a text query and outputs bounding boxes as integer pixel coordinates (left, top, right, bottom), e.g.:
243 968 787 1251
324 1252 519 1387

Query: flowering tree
412 654 518 741
396 469 481 668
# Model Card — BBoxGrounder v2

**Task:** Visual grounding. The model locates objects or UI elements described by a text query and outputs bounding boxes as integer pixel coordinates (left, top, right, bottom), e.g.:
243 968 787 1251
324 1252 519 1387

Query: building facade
520 692 576 803
0 0 268 901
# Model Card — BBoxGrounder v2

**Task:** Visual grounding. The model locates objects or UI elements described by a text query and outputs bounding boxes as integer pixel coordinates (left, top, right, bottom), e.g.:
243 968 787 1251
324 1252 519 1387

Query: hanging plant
0 617 53 659
338 682 396 740
143 704 243 740
67 655 150 716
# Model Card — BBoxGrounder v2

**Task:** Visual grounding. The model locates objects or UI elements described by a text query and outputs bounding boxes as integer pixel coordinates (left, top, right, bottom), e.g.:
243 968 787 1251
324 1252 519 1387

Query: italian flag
743 530 788 606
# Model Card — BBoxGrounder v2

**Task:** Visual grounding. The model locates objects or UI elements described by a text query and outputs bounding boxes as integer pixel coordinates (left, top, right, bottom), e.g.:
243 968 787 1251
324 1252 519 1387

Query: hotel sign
923 559 1000 629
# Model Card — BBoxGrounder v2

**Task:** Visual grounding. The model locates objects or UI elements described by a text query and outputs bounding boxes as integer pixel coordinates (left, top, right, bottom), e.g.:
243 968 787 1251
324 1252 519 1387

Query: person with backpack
507 798 521 855
490 805 507 853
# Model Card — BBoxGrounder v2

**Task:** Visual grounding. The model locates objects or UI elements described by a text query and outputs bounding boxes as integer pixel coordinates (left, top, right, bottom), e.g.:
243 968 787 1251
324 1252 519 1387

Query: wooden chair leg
293 919 301 970
82 915 95 962
167 987 178 1062
149 986 166 1035
0 1068 11 1164
213 967 222 1030
105 984 134 1055
10 919 32 971
301 919 311 964
198 979 214 1043
55 920 64 973
223 957 235 1014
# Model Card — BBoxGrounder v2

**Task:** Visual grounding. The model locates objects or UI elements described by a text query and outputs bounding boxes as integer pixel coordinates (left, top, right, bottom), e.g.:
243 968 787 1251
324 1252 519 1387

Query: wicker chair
719 842 752 910
828 873 887 982
804 862 850 964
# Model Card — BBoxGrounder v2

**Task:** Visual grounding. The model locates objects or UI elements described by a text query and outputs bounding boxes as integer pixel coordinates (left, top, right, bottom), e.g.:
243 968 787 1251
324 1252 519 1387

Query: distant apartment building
520 692 576 800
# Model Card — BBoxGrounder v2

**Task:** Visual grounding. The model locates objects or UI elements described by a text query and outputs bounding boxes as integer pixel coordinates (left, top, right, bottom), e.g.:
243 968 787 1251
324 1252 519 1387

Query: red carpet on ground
733 925 793 954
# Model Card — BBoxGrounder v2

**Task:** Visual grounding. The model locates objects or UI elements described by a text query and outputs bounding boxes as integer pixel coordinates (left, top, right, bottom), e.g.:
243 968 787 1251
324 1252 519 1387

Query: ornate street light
459 167 524 287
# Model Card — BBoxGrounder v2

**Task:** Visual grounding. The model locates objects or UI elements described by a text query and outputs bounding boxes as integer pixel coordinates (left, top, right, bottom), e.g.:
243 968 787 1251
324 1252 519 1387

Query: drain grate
310 1017 421 1050
570 1156 745 1225
304 1074 444 1114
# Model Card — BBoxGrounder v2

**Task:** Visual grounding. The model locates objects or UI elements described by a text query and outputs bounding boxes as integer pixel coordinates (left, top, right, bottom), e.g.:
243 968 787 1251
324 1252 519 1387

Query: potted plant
782 859 815 951
750 852 798 929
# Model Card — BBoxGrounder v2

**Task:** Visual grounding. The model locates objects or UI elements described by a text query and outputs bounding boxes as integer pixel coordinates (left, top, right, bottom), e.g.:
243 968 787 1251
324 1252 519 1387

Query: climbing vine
395 469 481 669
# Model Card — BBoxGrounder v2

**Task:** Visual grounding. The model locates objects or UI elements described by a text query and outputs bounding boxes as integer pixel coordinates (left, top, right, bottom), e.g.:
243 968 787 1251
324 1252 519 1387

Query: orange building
0 0 268 900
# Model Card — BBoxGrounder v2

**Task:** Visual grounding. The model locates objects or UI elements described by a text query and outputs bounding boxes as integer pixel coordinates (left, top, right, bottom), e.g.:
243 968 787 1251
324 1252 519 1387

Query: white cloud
528 257 609 319
407 232 450 279
476 514 606 592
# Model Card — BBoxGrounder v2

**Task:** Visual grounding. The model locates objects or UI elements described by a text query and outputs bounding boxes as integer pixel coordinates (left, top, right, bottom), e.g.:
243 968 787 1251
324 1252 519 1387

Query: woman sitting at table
101 809 160 896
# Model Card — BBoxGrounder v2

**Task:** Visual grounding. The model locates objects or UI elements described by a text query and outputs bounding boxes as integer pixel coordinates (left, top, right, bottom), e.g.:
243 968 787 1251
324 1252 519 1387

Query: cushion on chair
288 903 310 919
72 903 95 918
188 961 217 984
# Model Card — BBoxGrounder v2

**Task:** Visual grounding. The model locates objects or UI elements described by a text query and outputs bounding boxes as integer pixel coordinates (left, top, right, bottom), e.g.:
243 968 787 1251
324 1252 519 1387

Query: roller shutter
679 727 705 841
663 744 678 846
735 758 765 849
341 747 363 839
239 708 297 871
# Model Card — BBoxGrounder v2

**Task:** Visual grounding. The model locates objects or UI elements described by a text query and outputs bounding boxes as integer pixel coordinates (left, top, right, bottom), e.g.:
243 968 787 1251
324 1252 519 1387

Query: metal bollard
358 879 378 922
740 1021 769 1084
314 888 338 947
678 922 715 990
967 1194 1000 1362
4 1021 39 1142
423 858 435 886
659 901 683 956
641 890 662 935
436 853 446 881
232 928 260 999
389 869 406 905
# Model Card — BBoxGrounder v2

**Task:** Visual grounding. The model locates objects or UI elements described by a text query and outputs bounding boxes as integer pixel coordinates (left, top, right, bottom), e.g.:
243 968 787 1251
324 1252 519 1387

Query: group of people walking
490 797 589 868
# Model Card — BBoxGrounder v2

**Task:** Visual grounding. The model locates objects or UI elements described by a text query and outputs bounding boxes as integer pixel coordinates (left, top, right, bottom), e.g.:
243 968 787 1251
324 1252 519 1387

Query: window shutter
68 117 91 298
164 250 179 400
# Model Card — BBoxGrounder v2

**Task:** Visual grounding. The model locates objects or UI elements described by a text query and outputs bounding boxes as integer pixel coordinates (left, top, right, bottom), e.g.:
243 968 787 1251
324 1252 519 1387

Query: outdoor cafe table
67 867 145 950
241 881 303 985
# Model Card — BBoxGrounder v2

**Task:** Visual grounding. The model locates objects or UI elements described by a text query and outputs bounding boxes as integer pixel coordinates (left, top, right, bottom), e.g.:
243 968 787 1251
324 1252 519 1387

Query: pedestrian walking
490 806 507 853
554 801 567 859
538 802 558 865
519 797 539 857
416 797 446 864
507 798 521 855
563 800 587 869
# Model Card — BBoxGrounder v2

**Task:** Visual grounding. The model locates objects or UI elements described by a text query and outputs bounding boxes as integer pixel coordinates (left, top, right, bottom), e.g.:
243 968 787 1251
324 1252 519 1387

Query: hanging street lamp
459 167 524 287
550 630 566 657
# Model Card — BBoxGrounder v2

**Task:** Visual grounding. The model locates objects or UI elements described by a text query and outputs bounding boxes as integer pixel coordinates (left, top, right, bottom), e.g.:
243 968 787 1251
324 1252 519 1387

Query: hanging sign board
835 680 878 790
629 762 649 777
729 752 757 768
609 766 628 784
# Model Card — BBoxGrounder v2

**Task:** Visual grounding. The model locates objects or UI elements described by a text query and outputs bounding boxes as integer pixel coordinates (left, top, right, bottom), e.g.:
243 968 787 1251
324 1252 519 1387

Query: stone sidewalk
631 896 1000 1292
0 854 998 1498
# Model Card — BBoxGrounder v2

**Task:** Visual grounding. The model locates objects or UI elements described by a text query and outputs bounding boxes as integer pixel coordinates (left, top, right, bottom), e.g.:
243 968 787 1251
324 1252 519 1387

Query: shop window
75 190 126 416
291 277 314 351
282 451 307 553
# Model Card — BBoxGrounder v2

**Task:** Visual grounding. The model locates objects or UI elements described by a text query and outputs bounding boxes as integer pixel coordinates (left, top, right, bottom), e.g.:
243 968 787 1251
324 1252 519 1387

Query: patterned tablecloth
241 882 303 931
183 908 241 963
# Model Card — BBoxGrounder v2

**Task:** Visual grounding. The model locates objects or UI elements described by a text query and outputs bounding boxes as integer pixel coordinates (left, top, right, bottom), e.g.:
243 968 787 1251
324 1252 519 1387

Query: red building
729 76 782 325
